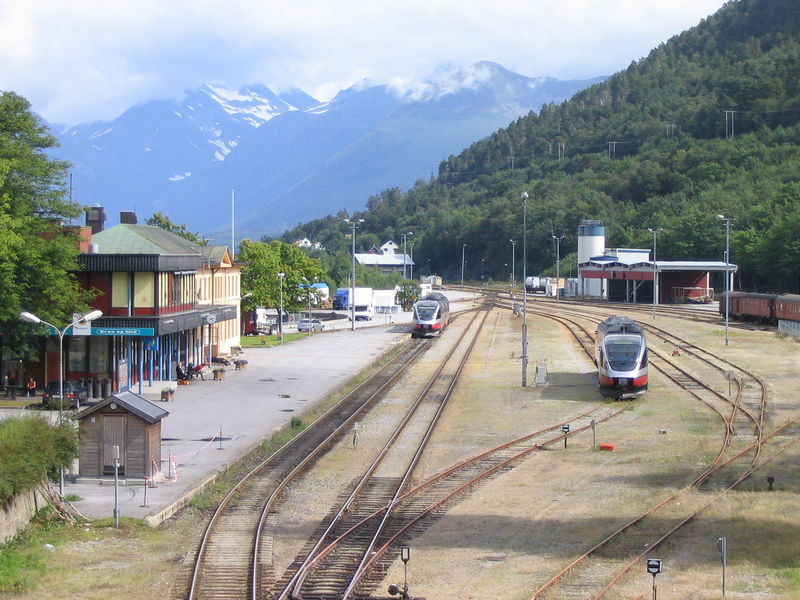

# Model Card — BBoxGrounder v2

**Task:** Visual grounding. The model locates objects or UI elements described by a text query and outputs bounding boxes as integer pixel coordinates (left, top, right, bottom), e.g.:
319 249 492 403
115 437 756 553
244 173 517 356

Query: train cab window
605 340 640 370
415 302 438 319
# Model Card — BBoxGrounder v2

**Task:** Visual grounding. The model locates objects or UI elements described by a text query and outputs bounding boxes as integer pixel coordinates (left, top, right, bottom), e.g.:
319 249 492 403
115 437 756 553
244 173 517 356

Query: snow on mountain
50 64 605 238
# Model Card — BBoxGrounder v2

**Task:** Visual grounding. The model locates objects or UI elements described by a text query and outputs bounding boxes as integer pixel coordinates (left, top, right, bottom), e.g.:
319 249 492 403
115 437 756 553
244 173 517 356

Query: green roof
92 224 203 255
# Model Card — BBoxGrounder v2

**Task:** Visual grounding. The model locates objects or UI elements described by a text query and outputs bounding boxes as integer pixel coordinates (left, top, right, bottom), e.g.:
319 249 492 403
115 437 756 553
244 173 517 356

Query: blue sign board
92 327 155 337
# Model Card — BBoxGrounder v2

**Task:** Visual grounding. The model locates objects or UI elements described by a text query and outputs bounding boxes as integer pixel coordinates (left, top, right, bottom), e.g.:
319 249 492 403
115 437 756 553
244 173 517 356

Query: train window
415 302 438 319
605 340 641 370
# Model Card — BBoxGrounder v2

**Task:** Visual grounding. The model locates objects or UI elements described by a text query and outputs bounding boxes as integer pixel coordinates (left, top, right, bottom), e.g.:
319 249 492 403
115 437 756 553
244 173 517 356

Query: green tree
396 280 421 310
239 240 324 313
145 211 207 245
0 92 93 358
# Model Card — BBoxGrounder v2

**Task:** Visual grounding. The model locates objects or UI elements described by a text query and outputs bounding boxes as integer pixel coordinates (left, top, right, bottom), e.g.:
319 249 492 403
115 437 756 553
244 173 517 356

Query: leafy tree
145 211 207 245
396 280 421 310
0 92 93 358
239 240 324 313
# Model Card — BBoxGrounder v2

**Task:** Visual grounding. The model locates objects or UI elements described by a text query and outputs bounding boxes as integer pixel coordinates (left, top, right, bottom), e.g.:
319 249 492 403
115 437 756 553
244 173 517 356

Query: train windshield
415 302 439 320
605 337 642 371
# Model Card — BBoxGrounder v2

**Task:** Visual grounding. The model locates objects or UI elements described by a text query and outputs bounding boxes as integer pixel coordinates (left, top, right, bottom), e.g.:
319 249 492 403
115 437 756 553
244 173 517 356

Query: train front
598 333 648 399
411 299 443 338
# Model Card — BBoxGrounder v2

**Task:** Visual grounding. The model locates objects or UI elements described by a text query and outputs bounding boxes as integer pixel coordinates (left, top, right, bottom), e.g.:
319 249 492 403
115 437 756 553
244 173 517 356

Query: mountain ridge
49 62 605 237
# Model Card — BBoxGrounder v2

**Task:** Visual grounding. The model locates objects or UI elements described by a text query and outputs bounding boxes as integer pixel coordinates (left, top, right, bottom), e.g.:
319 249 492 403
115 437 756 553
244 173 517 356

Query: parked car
297 318 324 332
41 380 88 409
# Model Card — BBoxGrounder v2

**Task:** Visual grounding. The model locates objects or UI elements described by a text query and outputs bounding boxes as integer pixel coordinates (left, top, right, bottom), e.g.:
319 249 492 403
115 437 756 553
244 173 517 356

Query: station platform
63 322 413 525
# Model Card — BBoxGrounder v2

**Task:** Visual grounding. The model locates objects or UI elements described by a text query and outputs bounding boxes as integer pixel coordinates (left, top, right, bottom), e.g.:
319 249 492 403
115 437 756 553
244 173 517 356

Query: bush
0 416 79 504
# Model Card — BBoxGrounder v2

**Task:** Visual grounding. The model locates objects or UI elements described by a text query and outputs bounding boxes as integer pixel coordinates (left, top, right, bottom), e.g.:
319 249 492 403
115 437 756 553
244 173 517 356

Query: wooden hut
75 391 168 479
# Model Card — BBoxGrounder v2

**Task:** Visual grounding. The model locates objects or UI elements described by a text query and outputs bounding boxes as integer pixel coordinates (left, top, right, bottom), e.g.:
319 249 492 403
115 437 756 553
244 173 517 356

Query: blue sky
0 0 728 125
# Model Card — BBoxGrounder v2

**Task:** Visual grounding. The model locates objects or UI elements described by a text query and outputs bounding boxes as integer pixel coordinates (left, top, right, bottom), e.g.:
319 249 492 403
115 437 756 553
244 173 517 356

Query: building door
103 415 126 476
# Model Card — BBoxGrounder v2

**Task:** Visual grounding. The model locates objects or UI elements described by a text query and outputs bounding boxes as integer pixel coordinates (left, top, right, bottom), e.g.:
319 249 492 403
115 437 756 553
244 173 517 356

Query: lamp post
401 232 413 279
19 308 103 495
647 228 663 319
461 244 467 286
410 242 414 281
521 191 529 387
510 239 516 297
277 272 285 344
345 218 365 331
553 234 564 302
717 215 733 345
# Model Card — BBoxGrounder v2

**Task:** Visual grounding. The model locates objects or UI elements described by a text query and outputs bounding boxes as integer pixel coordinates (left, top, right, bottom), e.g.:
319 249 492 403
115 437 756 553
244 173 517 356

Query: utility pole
521 192 529 387
553 234 564 301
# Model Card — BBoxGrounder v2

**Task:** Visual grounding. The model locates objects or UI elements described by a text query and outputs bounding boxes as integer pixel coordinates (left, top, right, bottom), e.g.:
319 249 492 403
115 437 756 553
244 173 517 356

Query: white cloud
0 0 728 124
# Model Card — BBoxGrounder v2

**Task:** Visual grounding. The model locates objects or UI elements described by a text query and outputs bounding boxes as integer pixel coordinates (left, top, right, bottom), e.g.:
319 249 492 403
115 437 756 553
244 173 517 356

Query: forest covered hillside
280 0 800 293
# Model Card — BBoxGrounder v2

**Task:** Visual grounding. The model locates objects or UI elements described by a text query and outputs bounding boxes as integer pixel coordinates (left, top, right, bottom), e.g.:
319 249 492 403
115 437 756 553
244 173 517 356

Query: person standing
26 377 37 397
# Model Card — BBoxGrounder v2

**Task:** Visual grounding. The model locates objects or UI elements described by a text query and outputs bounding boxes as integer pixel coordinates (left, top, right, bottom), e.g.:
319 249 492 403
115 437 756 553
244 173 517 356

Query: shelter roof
75 391 169 424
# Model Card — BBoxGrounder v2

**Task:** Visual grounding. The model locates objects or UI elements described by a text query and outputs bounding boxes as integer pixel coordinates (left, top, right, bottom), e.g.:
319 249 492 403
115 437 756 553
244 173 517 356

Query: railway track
186 339 432 600
491 297 796 599
272 298 495 599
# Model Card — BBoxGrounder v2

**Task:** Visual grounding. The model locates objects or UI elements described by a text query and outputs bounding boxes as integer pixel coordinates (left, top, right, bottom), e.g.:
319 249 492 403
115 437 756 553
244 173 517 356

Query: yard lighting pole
647 228 663 319
717 215 733 345
553 234 565 302
19 309 103 495
410 242 414 281
461 244 467 286
277 272 285 344
401 232 413 279
521 191 529 387
345 218 364 331
510 239 516 297
303 278 312 337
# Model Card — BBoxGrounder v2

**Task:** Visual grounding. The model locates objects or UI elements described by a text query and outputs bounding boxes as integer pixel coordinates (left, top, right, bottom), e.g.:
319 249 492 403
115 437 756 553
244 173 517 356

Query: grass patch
239 332 315 349
64 494 82 502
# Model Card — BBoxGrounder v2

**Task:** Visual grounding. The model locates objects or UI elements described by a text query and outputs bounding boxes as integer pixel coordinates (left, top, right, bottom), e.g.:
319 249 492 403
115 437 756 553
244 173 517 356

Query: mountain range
50 62 605 239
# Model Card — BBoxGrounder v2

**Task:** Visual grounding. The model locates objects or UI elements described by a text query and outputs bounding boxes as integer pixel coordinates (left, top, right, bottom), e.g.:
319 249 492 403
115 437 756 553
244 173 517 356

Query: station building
576 219 736 304
26 209 242 397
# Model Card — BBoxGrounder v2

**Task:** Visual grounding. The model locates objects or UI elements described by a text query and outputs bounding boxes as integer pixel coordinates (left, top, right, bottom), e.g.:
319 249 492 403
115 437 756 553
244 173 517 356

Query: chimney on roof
120 210 138 225
85 205 106 234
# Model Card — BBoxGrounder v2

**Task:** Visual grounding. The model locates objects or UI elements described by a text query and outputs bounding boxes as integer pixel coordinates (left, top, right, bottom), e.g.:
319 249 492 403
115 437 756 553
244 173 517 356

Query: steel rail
187 339 429 600
276 299 494 599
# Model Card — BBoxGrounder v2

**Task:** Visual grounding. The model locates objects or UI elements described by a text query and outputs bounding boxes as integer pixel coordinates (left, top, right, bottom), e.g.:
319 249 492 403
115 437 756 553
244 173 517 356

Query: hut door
103 415 126 476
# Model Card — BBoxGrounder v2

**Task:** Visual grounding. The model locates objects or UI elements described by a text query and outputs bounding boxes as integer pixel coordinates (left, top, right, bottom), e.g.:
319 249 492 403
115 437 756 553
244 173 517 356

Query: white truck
351 287 375 321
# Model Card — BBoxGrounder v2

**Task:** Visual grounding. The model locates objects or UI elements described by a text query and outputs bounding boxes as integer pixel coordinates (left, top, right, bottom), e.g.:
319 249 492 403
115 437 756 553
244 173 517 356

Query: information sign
92 327 155 337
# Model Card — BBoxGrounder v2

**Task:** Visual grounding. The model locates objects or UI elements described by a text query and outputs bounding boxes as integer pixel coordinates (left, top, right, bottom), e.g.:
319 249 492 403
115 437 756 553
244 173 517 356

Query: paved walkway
66 322 412 524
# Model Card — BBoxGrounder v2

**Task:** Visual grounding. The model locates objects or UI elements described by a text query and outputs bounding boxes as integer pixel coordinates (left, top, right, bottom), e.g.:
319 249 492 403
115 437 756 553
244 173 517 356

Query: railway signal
388 546 411 599
647 558 662 600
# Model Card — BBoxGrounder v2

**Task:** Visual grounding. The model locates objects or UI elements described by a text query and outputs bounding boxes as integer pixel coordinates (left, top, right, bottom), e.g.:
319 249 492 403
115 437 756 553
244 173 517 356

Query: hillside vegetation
281 0 800 293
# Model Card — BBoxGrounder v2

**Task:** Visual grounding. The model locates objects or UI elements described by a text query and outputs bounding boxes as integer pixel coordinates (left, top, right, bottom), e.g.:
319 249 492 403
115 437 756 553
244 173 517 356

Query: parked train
595 316 648 399
719 291 800 324
411 292 450 338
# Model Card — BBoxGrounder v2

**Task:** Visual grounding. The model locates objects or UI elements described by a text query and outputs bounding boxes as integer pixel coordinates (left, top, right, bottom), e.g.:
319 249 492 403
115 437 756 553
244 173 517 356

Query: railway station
576 219 737 304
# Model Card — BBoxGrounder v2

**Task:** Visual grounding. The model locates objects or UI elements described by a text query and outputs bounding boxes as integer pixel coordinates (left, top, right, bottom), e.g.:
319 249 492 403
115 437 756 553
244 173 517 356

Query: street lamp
345 218 365 331
521 191 529 387
277 272 285 344
510 239 516 297
19 308 103 494
461 244 467 286
717 215 733 345
647 228 663 319
553 234 565 302
401 232 413 279
410 242 414 281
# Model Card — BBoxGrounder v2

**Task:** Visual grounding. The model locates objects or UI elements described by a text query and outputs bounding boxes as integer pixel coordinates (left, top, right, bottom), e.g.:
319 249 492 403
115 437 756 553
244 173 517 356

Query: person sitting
26 377 37 397
176 363 189 381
